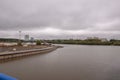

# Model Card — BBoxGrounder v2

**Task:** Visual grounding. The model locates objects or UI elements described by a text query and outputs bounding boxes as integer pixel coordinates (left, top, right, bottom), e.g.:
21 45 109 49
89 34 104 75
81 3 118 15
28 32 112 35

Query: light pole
18 31 22 46
19 31 21 40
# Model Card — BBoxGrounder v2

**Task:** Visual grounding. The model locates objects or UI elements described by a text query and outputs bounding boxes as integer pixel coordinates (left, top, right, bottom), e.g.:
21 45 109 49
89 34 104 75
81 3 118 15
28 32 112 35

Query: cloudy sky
0 0 120 39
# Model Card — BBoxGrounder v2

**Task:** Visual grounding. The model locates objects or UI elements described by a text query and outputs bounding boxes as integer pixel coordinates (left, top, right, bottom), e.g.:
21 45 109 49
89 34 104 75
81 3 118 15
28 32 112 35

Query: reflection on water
0 45 120 80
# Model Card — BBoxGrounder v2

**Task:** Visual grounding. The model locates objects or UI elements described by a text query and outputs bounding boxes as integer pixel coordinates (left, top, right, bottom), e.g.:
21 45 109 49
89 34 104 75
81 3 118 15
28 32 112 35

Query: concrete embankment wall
0 46 58 62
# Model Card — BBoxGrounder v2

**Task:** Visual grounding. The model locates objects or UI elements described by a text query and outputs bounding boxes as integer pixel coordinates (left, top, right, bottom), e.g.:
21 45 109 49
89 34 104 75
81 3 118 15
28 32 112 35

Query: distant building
24 35 29 41
30 37 34 42
101 38 108 42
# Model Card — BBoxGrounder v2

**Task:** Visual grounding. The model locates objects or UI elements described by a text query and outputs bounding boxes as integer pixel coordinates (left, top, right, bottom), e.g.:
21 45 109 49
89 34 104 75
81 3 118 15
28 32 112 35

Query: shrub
36 40 41 45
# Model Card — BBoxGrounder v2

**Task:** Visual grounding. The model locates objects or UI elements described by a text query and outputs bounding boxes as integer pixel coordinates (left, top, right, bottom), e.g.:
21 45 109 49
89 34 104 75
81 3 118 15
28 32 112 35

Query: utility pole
18 31 22 46
19 31 21 40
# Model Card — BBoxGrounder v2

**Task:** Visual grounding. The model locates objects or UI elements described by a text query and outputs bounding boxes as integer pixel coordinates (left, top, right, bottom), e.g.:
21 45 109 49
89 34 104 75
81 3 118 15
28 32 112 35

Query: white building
24 35 29 41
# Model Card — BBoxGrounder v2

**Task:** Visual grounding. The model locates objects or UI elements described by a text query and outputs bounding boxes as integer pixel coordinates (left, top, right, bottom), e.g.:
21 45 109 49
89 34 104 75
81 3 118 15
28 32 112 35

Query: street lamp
19 31 21 40
18 31 22 46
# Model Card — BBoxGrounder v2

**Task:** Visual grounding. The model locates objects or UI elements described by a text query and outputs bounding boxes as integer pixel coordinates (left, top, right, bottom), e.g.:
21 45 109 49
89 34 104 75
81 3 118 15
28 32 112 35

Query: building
24 35 29 41
30 37 34 42
101 38 108 42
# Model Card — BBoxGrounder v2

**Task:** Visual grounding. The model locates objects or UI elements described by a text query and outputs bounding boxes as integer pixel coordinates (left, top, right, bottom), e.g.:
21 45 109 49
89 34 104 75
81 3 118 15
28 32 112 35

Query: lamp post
19 31 21 40
18 31 22 46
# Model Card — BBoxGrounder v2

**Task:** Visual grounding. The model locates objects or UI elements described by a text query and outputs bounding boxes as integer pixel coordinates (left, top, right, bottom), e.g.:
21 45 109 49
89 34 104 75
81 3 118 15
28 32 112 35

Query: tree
36 40 41 45
17 41 22 46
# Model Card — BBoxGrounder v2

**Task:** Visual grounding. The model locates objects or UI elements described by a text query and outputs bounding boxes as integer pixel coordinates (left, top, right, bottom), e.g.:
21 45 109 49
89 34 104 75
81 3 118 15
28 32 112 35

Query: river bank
0 45 48 52
0 45 59 62
45 39 120 46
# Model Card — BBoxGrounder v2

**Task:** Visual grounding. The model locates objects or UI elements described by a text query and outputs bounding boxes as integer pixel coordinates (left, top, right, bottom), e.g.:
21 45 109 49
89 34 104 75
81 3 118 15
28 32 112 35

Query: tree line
1 38 120 46
45 39 120 46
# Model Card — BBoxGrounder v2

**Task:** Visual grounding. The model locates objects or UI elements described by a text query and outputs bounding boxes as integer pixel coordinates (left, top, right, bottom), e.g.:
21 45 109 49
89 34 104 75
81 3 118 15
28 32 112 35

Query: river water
0 45 120 80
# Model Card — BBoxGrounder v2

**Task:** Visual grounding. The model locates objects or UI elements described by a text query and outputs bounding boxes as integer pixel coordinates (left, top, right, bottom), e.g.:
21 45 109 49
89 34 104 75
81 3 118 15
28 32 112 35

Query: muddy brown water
0 45 120 80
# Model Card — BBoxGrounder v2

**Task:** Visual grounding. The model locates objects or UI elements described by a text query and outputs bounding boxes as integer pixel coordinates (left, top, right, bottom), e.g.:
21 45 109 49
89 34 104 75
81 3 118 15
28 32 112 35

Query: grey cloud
0 0 120 38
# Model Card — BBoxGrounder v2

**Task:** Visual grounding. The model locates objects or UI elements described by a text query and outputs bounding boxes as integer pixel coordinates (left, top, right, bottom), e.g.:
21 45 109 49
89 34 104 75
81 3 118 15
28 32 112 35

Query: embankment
0 45 59 62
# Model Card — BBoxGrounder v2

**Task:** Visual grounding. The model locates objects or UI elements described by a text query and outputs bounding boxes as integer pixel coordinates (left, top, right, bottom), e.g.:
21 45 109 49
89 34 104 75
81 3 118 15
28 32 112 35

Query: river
0 45 120 80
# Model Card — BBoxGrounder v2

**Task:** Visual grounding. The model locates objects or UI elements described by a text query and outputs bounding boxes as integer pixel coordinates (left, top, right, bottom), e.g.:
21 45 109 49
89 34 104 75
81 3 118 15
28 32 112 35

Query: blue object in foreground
0 73 17 80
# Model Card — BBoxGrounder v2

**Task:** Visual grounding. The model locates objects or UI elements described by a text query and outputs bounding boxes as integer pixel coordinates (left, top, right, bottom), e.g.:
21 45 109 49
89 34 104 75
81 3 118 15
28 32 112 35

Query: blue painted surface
0 73 17 80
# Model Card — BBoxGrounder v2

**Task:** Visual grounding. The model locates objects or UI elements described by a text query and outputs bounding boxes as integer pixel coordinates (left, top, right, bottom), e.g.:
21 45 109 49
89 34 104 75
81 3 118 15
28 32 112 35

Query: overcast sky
0 0 120 39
